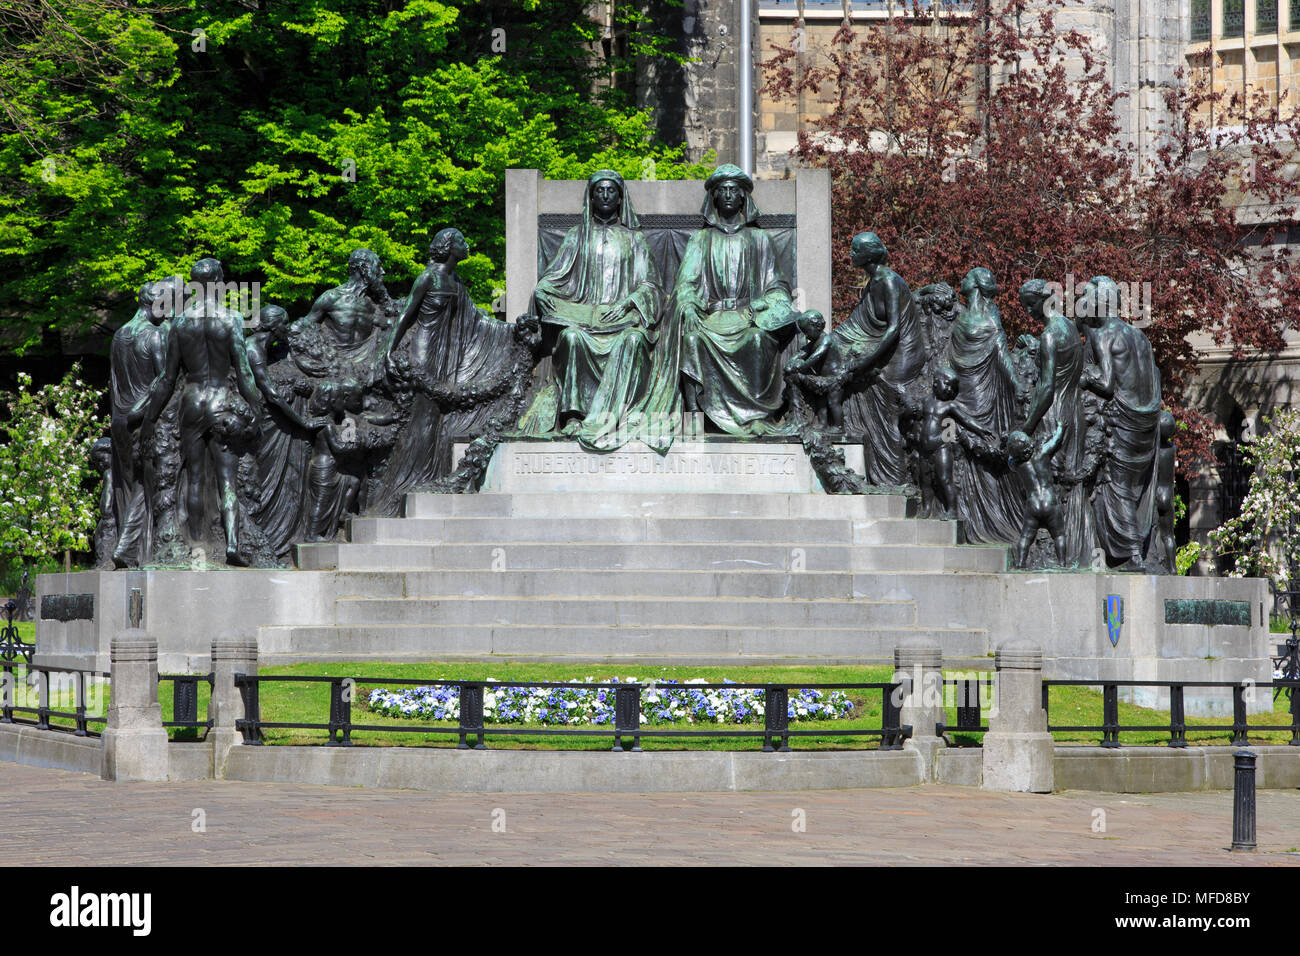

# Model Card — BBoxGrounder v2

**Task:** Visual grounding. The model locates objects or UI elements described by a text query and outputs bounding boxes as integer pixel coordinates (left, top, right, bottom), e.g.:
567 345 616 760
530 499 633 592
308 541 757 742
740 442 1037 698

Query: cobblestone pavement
3 761 1299 866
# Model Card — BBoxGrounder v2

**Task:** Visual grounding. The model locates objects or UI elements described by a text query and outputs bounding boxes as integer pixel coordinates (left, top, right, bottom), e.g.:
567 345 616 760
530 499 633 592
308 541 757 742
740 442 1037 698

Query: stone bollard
981 639 1054 793
894 638 945 781
101 632 169 781
210 639 258 778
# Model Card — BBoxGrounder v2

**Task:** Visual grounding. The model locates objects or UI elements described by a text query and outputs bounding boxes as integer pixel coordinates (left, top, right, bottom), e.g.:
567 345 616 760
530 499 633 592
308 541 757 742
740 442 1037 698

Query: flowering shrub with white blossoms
366 678 856 726
1209 408 1300 589
0 365 103 571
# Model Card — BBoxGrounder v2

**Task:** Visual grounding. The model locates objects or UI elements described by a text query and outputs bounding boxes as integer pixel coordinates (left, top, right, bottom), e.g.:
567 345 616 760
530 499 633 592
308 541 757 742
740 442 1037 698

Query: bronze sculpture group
97 165 1175 574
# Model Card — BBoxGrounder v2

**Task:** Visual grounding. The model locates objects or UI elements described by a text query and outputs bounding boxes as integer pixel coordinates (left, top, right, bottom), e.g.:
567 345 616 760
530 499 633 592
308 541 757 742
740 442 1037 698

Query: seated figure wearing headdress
672 164 807 436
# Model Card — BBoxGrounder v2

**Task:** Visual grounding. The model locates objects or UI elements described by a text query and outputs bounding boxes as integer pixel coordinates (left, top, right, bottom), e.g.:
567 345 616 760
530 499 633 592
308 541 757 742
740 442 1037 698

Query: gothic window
1223 0 1245 37
1258 0 1279 32
1192 0 1211 41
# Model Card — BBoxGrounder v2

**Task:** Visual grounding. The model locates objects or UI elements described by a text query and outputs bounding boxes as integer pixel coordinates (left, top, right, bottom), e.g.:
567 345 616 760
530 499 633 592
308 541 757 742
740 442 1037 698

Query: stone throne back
504 168 832 324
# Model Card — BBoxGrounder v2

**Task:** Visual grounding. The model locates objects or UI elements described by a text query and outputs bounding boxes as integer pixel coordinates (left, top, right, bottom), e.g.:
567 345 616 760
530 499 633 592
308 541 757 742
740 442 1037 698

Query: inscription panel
1164 599 1251 627
40 593 95 622
476 441 863 494
511 451 799 478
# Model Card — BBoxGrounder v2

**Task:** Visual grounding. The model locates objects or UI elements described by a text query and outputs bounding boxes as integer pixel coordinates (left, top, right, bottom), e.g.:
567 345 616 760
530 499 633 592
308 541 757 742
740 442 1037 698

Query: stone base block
981 731 1055 792
102 726 170 782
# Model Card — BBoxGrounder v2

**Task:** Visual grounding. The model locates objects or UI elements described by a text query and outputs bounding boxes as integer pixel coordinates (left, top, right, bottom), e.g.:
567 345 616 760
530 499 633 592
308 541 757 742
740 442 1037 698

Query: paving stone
2 762 1298 866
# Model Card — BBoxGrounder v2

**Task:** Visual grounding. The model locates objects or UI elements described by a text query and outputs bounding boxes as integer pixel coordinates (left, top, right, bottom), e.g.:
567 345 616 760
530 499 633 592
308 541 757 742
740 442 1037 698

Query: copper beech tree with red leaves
762 0 1300 470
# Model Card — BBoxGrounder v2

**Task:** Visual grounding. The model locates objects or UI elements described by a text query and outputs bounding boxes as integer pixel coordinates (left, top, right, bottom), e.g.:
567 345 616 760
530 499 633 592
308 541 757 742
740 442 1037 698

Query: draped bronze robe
674 223 797 436
835 279 926 485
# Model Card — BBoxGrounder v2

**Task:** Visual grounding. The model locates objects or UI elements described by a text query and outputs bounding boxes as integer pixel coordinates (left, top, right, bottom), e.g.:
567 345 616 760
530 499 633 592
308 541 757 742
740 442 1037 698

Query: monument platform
37 473 1271 716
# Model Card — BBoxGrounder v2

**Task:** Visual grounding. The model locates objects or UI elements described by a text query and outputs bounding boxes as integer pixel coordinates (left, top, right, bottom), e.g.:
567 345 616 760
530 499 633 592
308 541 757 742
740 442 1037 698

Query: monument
33 165 1271 719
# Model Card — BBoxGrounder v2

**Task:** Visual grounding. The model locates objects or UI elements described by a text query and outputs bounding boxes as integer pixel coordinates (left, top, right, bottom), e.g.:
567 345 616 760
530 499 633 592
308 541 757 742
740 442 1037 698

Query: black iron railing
0 599 33 666
934 675 993 736
1042 679 1300 748
232 676 912 752
0 662 108 737
158 673 214 739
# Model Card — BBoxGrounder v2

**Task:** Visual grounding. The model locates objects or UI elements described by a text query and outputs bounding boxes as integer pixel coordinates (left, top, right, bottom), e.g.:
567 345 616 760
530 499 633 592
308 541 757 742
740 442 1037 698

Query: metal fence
1040 679 1300 748
0 665 211 741
0 662 108 737
233 675 913 752
159 673 213 739
935 676 993 736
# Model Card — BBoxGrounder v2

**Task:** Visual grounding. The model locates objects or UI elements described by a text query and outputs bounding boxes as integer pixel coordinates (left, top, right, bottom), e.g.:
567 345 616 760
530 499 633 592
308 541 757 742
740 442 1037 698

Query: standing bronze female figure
370 228 514 515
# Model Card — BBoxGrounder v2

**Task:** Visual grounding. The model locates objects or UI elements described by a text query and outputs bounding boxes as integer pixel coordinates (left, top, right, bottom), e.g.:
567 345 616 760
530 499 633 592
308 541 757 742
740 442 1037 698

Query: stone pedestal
982 639 1054 793
894 638 945 781
101 631 169 782
210 638 258 777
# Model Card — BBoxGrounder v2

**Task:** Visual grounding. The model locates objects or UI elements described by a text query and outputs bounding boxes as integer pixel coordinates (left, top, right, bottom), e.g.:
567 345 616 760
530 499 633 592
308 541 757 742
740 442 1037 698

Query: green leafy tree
1209 409 1300 587
0 365 104 578
0 0 706 351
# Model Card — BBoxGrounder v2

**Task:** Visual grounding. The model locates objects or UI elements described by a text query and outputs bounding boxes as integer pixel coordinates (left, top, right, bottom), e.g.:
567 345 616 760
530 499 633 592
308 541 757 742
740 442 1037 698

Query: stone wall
637 0 744 165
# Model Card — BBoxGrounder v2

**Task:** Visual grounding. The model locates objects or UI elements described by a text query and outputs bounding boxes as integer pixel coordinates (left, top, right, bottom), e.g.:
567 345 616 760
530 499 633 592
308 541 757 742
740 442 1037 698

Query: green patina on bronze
519 169 671 451
675 163 801 437
1163 599 1251 626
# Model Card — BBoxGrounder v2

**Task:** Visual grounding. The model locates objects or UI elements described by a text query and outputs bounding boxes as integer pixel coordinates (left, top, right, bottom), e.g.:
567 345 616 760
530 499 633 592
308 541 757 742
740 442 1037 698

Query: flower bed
366 678 856 726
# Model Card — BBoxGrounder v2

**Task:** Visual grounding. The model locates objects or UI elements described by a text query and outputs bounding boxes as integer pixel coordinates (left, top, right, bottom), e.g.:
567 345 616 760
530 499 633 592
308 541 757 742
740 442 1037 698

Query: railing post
327 678 354 746
1101 683 1121 748
1231 683 1249 746
172 677 199 728
1231 749 1257 852
1289 682 1300 747
955 680 981 732
234 675 263 745
36 668 49 731
881 684 905 750
981 640 1054 793
763 686 790 752
1168 684 1188 749
612 684 641 752
893 638 943 776
73 671 88 737
0 664 13 723
212 639 259 774
457 682 485 750
101 632 169 782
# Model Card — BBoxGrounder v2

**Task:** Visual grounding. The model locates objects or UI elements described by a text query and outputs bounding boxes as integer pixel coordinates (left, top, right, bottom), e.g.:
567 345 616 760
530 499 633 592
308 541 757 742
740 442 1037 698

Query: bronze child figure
918 366 991 518
1007 422 1067 569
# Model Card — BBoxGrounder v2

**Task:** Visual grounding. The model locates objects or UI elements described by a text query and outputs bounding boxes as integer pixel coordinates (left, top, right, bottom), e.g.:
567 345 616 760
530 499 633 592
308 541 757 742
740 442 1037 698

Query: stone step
346 515 957 547
343 568 864 600
297 543 436 571
332 595 919 628
299 541 1006 574
256 624 991 661
403 491 911 520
